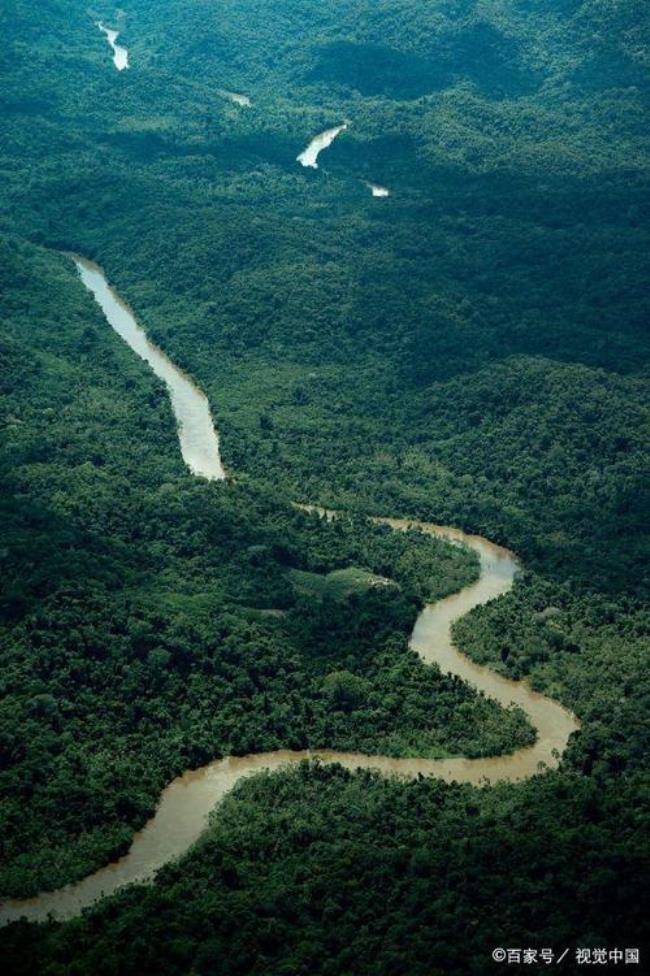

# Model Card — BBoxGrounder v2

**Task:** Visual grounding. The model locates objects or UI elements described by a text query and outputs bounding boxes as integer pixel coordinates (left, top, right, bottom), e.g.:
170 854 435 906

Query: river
366 182 390 197
73 257 225 480
220 91 252 107
97 22 129 72
0 260 580 925
297 124 348 168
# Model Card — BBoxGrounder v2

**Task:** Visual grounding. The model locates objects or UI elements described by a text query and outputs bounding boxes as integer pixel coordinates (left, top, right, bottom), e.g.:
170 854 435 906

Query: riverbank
0 258 579 926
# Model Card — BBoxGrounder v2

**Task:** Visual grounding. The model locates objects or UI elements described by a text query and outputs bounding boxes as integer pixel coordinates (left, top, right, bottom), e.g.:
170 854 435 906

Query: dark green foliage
2 763 649 976
1 239 532 900
1 0 650 972
454 573 650 777
3 0 648 591
308 25 540 100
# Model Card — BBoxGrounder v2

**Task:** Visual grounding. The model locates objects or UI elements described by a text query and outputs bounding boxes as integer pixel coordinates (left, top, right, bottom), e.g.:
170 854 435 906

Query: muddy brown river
0 260 580 925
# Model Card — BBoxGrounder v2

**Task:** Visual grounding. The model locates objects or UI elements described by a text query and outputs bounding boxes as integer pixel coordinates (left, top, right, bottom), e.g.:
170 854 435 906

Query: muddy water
97 22 129 71
0 265 580 925
297 124 347 168
72 258 225 480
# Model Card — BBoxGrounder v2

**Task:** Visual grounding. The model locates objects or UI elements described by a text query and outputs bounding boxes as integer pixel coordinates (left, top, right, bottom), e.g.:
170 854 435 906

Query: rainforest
0 1 649 974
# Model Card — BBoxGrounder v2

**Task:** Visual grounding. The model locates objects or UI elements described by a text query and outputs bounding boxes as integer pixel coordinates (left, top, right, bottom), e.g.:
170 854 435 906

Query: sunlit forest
1 1 649 973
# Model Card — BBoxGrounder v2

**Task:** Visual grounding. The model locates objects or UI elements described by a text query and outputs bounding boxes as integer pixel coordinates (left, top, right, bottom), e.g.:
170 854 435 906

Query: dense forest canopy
1 1 649 973
3 0 649 591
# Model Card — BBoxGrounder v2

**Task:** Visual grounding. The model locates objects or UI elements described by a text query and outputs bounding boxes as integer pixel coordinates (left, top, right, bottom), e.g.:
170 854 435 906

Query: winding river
0 260 580 926
97 22 129 72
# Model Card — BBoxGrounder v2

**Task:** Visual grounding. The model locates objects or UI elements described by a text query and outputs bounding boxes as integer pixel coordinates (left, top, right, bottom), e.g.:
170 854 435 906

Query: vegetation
0 238 532 900
3 0 649 591
455 572 650 777
1 0 649 972
4 761 649 976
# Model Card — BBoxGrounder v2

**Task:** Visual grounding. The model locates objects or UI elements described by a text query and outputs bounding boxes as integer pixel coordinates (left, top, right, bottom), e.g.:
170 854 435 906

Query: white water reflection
220 90 252 107
297 124 347 169
97 21 129 71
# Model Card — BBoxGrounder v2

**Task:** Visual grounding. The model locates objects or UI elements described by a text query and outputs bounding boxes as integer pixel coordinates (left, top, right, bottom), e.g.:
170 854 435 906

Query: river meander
0 259 580 925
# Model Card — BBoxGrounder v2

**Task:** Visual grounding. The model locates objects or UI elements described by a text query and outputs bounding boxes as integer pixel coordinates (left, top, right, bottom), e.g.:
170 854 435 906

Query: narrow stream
297 124 348 168
97 22 129 72
0 259 580 925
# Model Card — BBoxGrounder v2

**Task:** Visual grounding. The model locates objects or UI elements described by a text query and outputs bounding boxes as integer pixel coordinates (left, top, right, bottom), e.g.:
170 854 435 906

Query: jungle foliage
0 237 527 899
1 0 650 973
